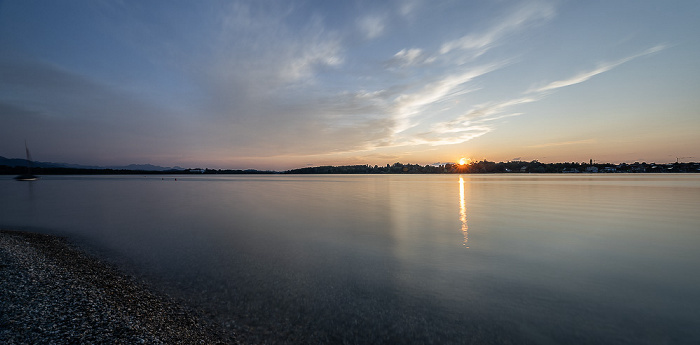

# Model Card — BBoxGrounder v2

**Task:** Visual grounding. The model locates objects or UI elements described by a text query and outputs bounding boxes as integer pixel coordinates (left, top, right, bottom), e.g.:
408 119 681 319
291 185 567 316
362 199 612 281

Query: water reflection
3 175 700 343
459 176 469 247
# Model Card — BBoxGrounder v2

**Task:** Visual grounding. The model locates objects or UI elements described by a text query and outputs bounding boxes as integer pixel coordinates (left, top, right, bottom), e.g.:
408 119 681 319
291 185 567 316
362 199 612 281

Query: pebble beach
0 230 236 344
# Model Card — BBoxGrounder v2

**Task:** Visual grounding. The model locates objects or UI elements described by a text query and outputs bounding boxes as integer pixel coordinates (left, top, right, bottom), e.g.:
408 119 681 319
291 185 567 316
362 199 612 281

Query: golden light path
459 176 469 248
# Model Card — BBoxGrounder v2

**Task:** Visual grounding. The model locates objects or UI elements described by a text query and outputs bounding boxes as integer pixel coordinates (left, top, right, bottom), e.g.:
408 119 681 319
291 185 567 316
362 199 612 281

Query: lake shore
0 229 237 344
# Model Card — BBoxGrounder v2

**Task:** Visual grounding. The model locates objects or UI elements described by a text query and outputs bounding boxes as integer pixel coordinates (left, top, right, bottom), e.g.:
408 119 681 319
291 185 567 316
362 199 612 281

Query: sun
459 157 467 165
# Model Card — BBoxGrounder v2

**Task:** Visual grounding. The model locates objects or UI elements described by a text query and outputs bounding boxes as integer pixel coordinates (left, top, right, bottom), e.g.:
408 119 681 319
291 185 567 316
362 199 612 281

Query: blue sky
1 0 699 169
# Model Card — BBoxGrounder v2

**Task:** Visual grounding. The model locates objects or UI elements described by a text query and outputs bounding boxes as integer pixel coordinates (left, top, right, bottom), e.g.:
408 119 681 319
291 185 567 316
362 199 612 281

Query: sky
1 0 699 170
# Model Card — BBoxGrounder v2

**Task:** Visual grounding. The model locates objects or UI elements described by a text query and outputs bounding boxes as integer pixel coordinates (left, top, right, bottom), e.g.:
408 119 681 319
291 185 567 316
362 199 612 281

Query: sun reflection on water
459 176 469 247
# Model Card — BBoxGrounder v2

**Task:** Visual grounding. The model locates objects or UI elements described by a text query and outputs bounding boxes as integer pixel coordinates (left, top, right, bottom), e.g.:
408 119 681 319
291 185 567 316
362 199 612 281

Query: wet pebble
0 230 237 344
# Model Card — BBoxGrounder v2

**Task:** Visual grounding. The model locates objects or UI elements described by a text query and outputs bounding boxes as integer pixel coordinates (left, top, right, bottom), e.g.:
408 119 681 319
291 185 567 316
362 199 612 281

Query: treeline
285 161 700 174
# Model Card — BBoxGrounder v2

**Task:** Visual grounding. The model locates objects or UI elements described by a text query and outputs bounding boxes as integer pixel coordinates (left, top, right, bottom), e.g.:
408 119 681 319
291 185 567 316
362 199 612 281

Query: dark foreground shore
0 229 236 344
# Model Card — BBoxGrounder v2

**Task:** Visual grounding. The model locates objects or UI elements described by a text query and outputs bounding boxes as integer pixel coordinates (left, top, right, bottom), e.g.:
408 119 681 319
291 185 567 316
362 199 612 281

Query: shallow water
2 174 699 344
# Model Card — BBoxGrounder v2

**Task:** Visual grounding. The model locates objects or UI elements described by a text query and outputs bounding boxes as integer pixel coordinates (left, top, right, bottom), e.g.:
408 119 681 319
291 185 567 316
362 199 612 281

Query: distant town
2 155 699 175
285 160 700 174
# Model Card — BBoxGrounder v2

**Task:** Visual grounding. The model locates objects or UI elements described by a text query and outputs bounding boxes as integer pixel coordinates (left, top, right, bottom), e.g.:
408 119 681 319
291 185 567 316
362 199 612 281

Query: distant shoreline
0 229 236 344
2 160 699 175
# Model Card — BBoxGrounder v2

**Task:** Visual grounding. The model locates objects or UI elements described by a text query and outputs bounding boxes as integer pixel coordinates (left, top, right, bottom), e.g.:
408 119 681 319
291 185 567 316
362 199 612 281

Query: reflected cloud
459 176 469 247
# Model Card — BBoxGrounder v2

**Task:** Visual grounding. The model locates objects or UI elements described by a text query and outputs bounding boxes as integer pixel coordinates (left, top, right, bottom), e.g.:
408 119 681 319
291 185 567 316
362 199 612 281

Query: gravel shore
0 229 237 344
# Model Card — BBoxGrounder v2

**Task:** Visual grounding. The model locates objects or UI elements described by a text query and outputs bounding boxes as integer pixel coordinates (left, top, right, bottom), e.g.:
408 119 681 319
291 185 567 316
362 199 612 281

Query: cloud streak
364 1 558 151
439 2 555 57
416 96 538 146
391 63 501 134
527 138 597 148
532 45 666 93
386 48 434 68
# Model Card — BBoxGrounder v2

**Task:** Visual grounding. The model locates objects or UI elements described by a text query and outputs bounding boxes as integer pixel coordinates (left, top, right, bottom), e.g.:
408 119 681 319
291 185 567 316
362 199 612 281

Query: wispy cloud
531 45 666 93
417 96 538 146
391 63 501 134
280 35 344 82
386 48 435 68
412 125 493 147
527 138 597 148
397 0 421 18
382 1 556 73
371 2 556 149
209 5 344 88
357 14 386 39
439 2 555 57
377 41 666 151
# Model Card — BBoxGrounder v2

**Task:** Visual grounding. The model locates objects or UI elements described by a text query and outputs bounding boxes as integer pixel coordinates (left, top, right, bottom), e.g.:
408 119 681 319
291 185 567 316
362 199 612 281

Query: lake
2 174 699 344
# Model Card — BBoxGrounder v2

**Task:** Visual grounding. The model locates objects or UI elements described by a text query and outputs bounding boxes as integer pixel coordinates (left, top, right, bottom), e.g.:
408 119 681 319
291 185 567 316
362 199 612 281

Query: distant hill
105 163 185 171
0 156 184 171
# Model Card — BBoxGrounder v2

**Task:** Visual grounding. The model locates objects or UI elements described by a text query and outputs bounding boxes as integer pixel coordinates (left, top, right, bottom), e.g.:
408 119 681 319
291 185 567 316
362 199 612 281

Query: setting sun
459 158 467 165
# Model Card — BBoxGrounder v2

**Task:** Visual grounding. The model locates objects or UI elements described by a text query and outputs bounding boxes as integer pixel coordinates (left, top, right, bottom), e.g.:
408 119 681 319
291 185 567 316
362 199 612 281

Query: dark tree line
285 161 700 174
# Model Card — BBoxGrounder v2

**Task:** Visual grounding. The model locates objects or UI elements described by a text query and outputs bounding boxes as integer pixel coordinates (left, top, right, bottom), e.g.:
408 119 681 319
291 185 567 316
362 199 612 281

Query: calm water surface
2 174 699 344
